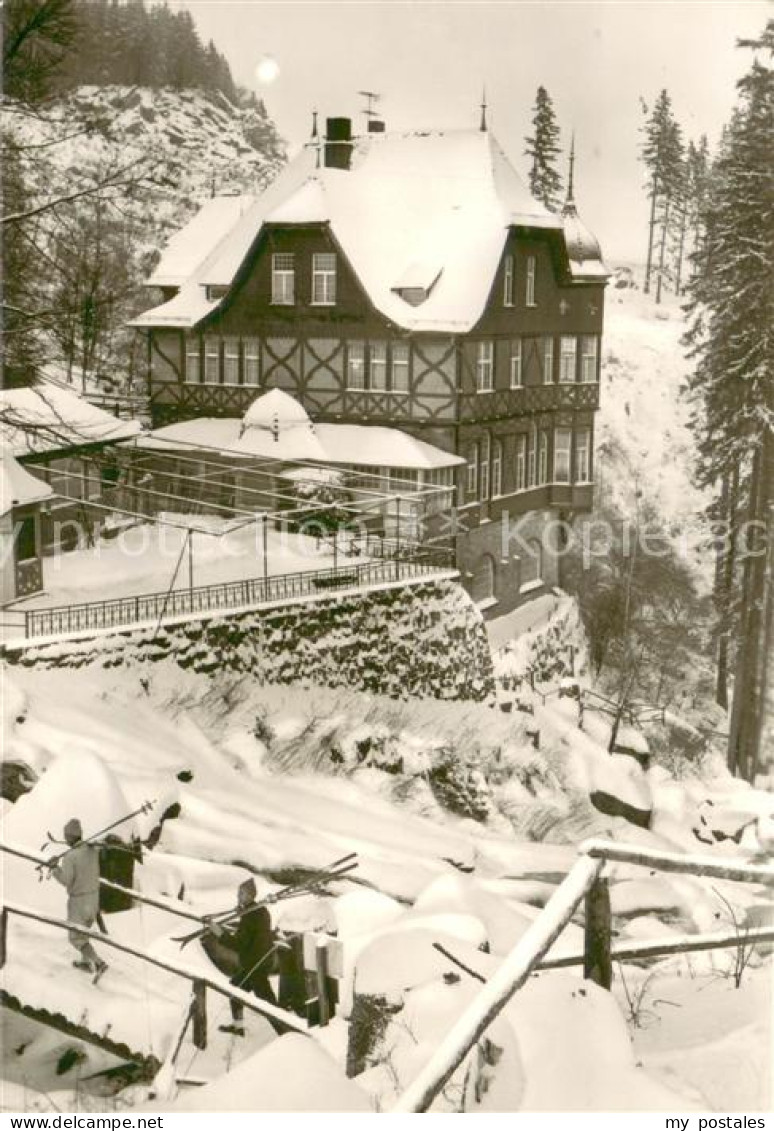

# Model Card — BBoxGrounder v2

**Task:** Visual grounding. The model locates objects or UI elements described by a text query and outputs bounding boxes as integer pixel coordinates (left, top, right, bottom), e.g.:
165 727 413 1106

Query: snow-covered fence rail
393 840 774 1112
393 854 604 1112
581 838 774 886
21 555 455 640
0 901 308 1038
0 840 204 924
537 925 774 970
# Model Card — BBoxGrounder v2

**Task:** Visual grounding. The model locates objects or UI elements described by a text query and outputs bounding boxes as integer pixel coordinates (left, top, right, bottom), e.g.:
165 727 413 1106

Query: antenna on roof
311 108 319 139
358 90 381 128
480 86 488 132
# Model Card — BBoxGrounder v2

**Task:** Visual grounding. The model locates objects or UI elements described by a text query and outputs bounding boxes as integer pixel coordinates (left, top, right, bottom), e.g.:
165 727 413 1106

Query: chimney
324 117 353 169
367 119 385 134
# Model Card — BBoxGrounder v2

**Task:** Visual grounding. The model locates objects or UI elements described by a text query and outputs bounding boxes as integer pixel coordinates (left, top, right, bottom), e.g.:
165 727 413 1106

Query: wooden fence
392 838 774 1112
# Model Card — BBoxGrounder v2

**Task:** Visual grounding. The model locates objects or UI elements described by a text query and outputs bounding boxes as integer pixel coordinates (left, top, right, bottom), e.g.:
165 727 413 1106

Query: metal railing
22 552 456 640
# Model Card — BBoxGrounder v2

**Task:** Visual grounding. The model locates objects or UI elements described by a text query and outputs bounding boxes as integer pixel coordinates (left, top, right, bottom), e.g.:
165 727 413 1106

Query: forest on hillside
5 0 244 104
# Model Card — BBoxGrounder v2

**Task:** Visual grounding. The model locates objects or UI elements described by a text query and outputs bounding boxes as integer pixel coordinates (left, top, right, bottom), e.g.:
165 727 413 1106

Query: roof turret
561 137 606 276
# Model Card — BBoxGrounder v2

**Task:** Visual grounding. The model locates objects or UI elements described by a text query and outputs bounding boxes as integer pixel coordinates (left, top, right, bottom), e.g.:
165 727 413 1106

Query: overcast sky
172 0 769 260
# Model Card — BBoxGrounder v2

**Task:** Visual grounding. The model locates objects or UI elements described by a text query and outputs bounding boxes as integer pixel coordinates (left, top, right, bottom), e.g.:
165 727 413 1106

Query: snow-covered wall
4 580 495 703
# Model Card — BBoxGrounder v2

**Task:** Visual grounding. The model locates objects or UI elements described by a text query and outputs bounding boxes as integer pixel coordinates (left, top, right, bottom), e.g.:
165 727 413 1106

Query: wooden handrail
581 838 774 886
393 854 603 1112
393 839 774 1112
0 841 203 924
538 925 774 970
1 900 308 1034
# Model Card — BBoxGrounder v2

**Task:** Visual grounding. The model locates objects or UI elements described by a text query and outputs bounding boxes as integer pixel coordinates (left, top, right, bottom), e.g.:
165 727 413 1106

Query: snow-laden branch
1 159 149 226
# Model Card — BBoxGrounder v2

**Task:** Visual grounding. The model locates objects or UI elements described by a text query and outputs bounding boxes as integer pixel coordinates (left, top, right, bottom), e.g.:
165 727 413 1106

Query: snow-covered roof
562 196 609 280
133 129 582 335
0 385 141 456
0 449 53 515
147 194 256 288
313 424 464 469
126 390 463 470
237 388 326 460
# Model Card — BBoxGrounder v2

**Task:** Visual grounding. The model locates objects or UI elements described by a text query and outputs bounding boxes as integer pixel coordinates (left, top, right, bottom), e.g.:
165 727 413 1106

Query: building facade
133 119 608 616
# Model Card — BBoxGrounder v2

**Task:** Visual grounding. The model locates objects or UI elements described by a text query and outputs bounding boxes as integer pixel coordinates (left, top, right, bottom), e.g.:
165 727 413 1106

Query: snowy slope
2 658 771 1112
600 276 707 524
597 274 712 589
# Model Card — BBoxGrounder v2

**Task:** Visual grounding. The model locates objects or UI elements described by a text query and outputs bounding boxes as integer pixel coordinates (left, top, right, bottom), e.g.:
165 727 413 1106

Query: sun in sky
255 55 280 86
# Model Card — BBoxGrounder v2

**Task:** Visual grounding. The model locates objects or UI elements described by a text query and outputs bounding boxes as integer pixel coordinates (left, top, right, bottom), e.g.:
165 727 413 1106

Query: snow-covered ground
598 274 713 586
13 517 361 610
2 648 771 1113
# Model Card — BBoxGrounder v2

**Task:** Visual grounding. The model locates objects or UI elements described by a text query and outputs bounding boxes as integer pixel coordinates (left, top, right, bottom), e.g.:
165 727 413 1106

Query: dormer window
312 253 337 305
503 255 514 307
392 262 442 307
395 287 428 307
272 253 295 305
206 285 229 302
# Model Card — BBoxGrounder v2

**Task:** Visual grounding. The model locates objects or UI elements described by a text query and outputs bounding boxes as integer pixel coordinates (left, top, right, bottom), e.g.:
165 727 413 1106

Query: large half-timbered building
132 117 608 615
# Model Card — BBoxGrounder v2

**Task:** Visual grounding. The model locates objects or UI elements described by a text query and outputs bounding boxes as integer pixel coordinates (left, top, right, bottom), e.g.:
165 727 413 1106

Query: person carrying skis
207 877 285 1038
50 818 108 979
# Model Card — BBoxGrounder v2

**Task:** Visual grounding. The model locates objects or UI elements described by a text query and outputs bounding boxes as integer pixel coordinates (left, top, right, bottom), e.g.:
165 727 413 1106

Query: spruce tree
524 86 563 212
683 20 774 779
640 90 684 297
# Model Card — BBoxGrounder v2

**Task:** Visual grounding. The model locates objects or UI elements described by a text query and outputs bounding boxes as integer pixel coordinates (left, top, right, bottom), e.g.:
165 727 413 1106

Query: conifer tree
640 90 684 297
683 20 774 779
524 86 563 212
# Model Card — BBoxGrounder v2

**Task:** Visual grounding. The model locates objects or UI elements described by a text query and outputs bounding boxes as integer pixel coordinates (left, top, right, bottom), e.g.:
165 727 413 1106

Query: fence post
583 875 612 990
0 908 7 968
315 940 331 1027
192 979 207 1049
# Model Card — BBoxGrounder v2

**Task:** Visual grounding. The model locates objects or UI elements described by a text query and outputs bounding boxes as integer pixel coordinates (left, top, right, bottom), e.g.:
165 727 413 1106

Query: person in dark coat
209 877 284 1037
51 818 108 978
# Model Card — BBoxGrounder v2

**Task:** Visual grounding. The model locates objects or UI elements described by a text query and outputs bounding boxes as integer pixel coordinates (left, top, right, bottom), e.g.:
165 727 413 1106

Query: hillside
2 584 771 1112
2 85 285 391
599 272 710 539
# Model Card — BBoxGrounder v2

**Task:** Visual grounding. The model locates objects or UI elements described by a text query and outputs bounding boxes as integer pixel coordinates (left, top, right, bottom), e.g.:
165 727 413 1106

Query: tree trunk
644 174 658 294
747 432 773 782
714 468 738 711
727 445 768 780
655 195 671 304
674 205 687 295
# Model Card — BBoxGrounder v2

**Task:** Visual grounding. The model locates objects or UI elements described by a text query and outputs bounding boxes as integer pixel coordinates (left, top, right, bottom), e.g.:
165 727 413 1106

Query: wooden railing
0 839 344 1097
393 838 774 1112
20 551 456 640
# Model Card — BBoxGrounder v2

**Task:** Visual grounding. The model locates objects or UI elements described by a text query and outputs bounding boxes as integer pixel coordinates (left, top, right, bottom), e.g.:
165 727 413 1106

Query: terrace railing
21 550 456 640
